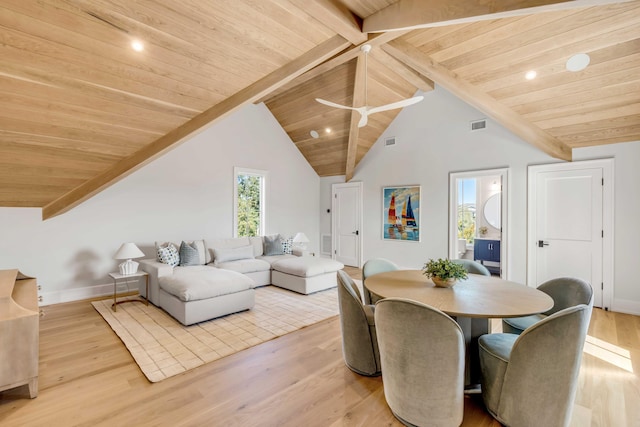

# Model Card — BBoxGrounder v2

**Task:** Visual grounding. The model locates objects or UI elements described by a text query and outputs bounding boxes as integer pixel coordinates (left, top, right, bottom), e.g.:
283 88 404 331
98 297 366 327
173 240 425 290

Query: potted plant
422 258 468 288
479 226 488 237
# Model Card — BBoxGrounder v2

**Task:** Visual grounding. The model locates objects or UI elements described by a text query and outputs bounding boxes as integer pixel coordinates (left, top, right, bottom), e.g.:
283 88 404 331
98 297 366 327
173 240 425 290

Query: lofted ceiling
1 0 639 219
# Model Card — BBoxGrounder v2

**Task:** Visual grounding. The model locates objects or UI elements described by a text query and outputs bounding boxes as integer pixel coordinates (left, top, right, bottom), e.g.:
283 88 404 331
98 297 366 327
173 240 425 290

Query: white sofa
139 236 298 325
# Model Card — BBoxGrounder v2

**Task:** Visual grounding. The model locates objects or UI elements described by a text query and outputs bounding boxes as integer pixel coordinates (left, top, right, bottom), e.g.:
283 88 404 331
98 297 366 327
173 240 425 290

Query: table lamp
114 242 145 275
293 232 310 250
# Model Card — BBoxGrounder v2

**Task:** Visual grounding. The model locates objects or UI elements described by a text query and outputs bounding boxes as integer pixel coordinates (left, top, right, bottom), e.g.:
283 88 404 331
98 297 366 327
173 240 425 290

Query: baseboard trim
610 298 640 316
40 281 139 306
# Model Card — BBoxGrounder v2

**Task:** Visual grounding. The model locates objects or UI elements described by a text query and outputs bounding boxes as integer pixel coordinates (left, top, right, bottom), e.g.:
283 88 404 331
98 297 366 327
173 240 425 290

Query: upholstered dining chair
336 270 381 376
502 277 592 334
479 302 592 427
362 258 399 304
375 298 465 427
451 259 491 276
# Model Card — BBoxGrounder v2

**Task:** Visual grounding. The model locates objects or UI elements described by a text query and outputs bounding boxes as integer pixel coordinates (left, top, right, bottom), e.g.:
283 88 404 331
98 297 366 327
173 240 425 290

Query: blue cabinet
474 239 501 275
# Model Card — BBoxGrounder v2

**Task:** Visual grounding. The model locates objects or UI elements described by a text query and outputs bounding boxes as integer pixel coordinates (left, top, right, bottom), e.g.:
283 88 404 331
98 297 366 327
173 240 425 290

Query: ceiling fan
316 44 424 128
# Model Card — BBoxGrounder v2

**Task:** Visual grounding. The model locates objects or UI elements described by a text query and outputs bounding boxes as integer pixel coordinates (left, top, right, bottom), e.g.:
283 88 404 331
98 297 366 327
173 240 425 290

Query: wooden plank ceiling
0 0 639 218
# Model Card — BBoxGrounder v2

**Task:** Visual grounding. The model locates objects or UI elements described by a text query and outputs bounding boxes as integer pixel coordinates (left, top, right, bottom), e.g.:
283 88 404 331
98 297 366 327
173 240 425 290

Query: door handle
352 230 359 236
538 240 549 247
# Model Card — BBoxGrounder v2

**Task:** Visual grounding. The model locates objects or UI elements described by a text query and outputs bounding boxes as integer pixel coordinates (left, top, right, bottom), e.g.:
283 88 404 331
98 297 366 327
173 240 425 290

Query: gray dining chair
502 277 592 334
479 302 592 427
362 258 399 304
336 270 381 376
375 298 465 427
451 259 491 276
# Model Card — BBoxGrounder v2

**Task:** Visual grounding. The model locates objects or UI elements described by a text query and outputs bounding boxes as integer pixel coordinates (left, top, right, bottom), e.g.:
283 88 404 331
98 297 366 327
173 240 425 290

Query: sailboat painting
382 186 421 242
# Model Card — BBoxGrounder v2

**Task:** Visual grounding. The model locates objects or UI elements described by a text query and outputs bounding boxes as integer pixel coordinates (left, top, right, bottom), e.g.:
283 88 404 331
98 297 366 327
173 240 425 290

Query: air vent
470 119 487 131
385 137 397 146
321 234 332 256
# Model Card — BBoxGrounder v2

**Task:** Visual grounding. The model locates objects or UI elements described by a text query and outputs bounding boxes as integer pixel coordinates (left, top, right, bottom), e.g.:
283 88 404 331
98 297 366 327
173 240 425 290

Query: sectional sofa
139 235 343 325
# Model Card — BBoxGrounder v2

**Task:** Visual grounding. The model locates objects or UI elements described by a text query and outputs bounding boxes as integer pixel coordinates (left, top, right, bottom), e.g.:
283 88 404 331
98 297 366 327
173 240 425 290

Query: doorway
527 159 613 309
449 168 509 279
332 182 363 267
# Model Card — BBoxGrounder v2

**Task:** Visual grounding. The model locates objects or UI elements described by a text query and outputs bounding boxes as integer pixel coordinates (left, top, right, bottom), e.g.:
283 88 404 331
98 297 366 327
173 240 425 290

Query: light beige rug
92 285 338 382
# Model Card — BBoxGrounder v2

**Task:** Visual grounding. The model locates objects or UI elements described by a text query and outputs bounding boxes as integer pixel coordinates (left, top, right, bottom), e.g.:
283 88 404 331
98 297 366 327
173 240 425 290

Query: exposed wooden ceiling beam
382 40 572 161
363 0 634 33
288 0 367 45
345 53 366 181
42 35 351 219
370 48 435 93
260 31 410 103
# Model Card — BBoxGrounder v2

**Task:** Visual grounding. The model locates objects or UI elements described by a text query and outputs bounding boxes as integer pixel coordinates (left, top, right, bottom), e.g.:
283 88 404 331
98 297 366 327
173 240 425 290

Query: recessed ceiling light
566 53 590 72
325 128 331 134
310 130 319 139
131 40 144 52
525 70 537 80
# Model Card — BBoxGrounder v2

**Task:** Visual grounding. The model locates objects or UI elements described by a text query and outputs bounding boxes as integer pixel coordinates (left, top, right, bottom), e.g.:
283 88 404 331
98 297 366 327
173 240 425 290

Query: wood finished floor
0 269 639 426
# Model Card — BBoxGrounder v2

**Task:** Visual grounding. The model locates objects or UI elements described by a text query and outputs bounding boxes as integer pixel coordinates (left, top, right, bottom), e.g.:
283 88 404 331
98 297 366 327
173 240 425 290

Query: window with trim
234 167 267 237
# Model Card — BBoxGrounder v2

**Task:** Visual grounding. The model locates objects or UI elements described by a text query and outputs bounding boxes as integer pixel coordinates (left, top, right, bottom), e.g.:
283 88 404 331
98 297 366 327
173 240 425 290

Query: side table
108 271 149 312
292 248 315 257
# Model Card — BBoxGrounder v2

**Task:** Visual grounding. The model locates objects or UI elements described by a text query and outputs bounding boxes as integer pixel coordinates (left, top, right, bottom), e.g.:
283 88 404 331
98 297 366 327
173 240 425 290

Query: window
457 178 477 244
234 167 267 237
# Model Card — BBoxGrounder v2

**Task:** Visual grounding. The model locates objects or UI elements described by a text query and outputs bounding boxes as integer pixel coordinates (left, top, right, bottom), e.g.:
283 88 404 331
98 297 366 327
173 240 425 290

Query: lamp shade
114 242 145 260
114 243 145 275
293 232 309 244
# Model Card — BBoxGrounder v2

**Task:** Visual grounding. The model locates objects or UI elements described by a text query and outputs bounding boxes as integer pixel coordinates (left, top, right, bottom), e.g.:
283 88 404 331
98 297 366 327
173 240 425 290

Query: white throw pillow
213 245 255 264
156 243 180 267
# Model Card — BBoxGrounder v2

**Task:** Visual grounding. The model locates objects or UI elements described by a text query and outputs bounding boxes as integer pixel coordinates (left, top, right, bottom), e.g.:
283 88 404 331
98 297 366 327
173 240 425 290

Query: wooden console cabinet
0 269 39 398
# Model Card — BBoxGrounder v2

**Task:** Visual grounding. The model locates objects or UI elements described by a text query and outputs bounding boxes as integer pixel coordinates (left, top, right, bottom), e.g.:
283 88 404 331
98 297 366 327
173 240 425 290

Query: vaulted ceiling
1 0 639 219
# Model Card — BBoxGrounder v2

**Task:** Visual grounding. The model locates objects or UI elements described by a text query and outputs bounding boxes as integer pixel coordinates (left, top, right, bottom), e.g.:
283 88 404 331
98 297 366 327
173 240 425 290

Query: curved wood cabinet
0 269 39 398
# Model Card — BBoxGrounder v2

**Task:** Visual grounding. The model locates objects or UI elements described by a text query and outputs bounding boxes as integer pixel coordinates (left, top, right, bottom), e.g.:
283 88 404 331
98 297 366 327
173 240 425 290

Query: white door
528 160 613 309
332 182 362 267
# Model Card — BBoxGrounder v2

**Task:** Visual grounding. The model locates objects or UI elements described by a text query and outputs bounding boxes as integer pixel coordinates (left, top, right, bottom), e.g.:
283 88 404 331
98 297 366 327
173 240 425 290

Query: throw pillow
213 245 255 264
182 239 207 265
179 241 200 266
157 243 180 267
263 234 284 256
281 237 293 254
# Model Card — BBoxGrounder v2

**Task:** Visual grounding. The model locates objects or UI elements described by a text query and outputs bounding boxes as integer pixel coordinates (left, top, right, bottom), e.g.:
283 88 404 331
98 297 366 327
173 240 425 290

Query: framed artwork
382 185 421 242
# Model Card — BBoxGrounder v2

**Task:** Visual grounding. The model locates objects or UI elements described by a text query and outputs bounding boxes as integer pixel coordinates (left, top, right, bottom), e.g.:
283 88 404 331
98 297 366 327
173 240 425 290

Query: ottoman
158 266 255 325
271 257 344 294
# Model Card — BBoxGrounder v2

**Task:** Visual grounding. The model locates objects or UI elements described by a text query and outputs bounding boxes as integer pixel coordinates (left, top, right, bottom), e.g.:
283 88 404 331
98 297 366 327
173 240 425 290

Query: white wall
0 103 320 305
321 86 640 314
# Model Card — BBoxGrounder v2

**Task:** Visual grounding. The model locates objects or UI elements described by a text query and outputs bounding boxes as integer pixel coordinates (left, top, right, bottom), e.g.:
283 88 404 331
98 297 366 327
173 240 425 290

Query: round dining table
365 269 553 389
365 269 553 318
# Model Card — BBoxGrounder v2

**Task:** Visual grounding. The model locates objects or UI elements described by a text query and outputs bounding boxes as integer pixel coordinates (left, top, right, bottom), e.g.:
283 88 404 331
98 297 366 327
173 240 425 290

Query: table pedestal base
455 317 490 388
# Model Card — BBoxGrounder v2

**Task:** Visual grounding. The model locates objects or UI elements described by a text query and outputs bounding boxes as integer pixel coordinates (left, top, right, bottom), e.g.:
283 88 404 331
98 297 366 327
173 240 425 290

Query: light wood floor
1 270 639 426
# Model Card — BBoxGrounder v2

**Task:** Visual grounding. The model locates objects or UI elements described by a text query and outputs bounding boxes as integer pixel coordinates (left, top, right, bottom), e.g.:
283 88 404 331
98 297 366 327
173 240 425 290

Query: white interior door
332 182 362 267
528 160 614 309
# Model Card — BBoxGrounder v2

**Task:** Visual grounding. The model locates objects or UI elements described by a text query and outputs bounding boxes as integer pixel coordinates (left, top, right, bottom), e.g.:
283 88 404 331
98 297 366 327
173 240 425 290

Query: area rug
92 285 338 382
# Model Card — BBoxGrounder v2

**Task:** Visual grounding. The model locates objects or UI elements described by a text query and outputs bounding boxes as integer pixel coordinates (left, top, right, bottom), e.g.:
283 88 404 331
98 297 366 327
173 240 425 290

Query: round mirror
483 193 501 229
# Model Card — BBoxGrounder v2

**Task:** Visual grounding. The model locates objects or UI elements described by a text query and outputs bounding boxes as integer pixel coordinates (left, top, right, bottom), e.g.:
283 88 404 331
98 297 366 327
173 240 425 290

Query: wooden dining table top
365 269 553 318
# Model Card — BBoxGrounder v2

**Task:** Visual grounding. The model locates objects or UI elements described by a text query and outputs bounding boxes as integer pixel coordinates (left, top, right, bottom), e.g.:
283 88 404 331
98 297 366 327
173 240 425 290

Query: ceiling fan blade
367 96 424 115
358 112 368 128
315 98 357 111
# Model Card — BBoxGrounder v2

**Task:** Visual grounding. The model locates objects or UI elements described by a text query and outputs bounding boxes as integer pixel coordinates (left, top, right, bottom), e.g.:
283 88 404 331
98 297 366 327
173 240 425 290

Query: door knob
538 240 549 247
352 230 359 235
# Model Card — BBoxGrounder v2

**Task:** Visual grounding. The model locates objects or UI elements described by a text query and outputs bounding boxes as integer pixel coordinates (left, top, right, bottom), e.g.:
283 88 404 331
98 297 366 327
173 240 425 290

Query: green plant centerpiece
422 258 468 288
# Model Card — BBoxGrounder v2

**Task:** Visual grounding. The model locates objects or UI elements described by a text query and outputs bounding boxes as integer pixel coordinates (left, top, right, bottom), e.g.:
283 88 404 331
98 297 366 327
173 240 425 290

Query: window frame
233 167 268 238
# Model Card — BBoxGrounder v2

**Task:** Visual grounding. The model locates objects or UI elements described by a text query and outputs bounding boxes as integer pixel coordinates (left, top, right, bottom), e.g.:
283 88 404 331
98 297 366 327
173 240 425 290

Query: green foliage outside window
457 203 476 243
237 175 261 237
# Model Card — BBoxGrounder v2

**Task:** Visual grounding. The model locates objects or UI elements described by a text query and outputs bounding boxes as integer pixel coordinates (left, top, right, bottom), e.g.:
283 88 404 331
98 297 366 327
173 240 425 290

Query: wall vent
385 137 397 146
470 119 487 131
321 234 332 256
